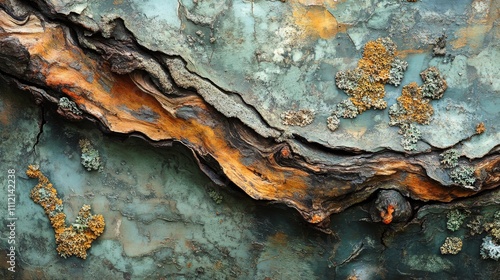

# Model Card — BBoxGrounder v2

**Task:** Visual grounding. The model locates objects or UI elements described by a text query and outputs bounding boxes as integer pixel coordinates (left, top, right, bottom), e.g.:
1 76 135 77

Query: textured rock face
0 0 499 226
1 1 500 278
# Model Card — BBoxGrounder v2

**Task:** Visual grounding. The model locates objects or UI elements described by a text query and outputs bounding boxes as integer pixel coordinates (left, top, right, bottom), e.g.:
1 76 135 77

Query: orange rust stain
269 231 288 246
290 0 347 40
402 174 475 201
214 260 223 270
309 214 324 223
0 96 13 125
381 204 395 224
450 0 498 49
396 48 426 58
450 25 491 50
8 14 311 206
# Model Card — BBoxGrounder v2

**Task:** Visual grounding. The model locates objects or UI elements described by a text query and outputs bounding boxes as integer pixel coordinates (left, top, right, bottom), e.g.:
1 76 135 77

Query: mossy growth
26 165 105 259
206 187 223 205
446 209 468 232
79 139 102 171
440 237 463 255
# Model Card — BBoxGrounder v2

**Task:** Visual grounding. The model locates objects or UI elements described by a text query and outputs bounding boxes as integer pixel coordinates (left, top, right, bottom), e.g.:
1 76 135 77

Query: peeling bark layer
1 3 499 224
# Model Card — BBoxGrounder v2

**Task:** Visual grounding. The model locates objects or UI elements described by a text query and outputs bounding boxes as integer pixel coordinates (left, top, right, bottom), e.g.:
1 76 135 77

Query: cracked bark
0 2 499 225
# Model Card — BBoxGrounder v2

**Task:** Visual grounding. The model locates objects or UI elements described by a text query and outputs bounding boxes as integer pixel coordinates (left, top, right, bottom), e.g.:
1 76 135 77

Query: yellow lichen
393 82 434 125
476 122 486 134
358 39 394 82
335 38 401 114
26 165 105 259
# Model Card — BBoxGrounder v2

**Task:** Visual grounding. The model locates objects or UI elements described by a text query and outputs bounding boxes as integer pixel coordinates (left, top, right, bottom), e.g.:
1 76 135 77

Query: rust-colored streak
402 173 475 201
450 0 499 49
3 12 310 211
381 204 395 224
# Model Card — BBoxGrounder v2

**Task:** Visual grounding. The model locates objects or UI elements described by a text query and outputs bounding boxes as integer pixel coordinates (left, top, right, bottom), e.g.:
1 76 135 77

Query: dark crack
32 104 46 152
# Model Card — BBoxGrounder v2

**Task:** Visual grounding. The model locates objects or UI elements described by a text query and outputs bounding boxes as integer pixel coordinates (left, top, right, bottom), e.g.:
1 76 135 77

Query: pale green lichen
388 58 408 87
449 166 476 189
79 139 102 171
440 149 459 168
332 99 359 119
58 97 82 115
446 209 468 232
399 123 421 151
206 187 223 205
440 237 462 255
420 67 447 99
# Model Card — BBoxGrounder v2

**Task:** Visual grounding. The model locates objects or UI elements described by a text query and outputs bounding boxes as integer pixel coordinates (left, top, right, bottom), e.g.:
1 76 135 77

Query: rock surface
0 0 499 226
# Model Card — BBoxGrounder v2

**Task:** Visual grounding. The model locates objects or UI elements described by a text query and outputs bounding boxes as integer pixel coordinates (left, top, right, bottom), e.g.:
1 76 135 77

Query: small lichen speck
280 109 315 127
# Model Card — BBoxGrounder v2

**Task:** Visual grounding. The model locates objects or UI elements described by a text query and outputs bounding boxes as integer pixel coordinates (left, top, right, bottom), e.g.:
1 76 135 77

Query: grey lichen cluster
467 215 485 236
326 99 359 132
439 149 477 189
388 58 408 87
399 123 421 151
79 139 102 171
333 99 359 119
440 237 462 255
280 109 315 127
449 166 476 189
446 209 468 232
432 34 447 56
326 115 340 132
335 69 362 92
379 37 396 53
58 97 82 115
481 236 500 261
420 67 447 99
